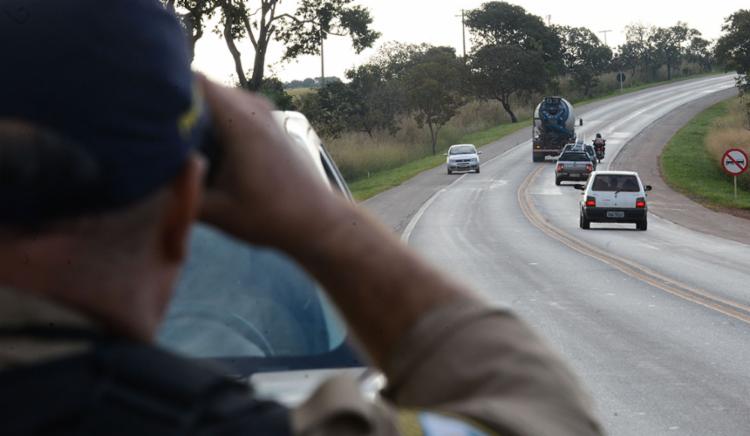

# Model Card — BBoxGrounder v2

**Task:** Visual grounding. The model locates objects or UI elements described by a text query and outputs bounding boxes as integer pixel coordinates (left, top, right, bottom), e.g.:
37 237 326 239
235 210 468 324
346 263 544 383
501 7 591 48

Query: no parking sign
722 149 748 176
721 148 748 199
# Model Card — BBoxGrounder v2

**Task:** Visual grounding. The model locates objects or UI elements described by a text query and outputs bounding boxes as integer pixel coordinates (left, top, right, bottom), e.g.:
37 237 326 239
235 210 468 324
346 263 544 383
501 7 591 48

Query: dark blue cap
0 0 206 221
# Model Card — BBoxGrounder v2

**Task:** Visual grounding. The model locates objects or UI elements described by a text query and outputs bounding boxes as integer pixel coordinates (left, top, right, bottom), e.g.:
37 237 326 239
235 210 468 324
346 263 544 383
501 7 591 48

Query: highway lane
369 75 750 435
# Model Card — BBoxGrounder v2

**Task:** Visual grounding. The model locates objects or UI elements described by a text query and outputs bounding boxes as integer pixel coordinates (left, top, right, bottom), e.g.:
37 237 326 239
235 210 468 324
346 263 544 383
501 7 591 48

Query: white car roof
591 170 640 176
450 144 476 148
271 111 328 182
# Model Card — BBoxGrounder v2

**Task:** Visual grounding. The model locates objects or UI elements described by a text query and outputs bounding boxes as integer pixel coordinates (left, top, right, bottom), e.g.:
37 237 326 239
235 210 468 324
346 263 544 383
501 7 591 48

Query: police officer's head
0 0 206 339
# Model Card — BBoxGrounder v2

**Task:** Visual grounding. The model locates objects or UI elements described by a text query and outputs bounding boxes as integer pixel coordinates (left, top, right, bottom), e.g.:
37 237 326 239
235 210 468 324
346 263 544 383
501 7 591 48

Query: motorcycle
594 140 606 163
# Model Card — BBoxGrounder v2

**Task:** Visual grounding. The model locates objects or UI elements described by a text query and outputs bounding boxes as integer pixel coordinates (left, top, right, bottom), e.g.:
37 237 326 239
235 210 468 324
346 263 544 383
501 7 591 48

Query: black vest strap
0 329 292 436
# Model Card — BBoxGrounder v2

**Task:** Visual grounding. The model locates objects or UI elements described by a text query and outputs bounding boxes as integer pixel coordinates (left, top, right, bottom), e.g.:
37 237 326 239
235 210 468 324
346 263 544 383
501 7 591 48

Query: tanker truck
532 96 578 162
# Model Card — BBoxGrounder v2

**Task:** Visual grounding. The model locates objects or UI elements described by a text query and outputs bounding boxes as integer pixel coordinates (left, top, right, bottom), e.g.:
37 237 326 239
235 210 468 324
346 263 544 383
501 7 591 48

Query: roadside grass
661 97 750 210
348 120 529 201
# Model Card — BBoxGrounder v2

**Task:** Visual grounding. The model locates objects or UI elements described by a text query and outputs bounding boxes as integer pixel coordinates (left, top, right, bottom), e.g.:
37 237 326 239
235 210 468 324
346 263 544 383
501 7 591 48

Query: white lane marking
608 131 632 139
533 188 565 196
489 179 509 189
401 174 467 243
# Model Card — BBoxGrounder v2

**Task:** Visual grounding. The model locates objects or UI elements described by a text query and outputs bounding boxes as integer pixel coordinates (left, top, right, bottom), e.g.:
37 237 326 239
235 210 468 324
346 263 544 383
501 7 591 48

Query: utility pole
455 9 467 60
599 29 612 46
546 15 551 26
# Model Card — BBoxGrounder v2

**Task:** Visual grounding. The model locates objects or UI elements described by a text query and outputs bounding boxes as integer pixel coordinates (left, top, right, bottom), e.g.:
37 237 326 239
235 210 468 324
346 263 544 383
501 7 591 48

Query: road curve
366 75 750 436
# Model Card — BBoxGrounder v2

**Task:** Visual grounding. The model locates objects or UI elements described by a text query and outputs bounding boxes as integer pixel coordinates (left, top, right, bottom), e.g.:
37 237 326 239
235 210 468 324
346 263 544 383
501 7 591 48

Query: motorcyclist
593 133 606 161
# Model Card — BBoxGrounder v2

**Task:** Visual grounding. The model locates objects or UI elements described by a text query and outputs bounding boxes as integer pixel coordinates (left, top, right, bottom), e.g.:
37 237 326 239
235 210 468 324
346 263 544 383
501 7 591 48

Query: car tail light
586 163 593 172
636 197 646 208
556 163 564 173
585 197 596 207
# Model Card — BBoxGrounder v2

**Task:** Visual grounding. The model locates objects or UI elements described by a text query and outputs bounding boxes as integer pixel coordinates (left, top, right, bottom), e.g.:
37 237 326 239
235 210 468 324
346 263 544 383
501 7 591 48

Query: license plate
607 211 625 218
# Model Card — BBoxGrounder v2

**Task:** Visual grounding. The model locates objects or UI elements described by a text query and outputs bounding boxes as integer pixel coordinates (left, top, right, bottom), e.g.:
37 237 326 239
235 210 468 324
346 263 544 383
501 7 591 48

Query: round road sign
722 148 749 176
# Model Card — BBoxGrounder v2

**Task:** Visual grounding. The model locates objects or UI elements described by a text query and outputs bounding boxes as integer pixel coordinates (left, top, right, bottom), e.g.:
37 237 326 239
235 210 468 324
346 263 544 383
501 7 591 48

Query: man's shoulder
0 339 292 435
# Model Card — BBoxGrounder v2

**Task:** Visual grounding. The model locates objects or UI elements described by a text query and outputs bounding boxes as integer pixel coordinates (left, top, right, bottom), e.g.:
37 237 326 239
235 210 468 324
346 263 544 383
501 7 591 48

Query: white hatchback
575 171 652 231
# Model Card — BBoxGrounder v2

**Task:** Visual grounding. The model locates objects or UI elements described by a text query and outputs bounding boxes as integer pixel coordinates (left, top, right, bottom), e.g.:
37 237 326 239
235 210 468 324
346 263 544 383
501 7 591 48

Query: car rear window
592 175 641 192
560 153 590 162
450 145 476 155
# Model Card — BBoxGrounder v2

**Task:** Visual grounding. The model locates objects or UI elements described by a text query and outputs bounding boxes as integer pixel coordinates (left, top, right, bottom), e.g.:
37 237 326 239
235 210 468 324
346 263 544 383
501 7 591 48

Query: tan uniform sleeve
293 297 603 436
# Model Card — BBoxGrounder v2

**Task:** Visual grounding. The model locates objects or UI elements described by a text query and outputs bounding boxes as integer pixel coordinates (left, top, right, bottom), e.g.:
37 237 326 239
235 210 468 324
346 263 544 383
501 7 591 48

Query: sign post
617 72 626 91
721 148 749 200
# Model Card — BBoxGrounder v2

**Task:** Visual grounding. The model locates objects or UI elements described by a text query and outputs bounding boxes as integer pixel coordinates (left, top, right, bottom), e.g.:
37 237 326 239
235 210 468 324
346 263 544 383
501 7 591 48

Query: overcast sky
191 0 747 85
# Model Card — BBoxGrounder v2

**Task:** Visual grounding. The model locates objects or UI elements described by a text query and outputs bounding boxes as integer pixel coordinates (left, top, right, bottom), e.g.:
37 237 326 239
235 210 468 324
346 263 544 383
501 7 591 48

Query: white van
575 171 652 231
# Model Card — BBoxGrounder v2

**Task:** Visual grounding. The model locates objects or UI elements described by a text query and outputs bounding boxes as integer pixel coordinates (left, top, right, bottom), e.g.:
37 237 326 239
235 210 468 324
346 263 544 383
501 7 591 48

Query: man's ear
160 154 205 262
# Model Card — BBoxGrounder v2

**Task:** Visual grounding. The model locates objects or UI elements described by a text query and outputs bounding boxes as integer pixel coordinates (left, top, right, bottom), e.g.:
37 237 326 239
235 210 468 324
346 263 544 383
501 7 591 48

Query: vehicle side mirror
443 153 448 156
477 151 483 155
579 118 584 126
645 185 653 192
573 184 585 191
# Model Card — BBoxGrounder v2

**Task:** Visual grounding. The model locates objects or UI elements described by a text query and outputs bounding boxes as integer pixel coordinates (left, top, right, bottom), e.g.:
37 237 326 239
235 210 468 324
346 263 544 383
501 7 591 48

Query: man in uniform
0 0 603 435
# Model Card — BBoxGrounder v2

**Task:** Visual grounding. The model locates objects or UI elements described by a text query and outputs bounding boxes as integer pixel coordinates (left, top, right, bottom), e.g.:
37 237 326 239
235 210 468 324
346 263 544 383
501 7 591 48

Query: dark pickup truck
555 151 594 185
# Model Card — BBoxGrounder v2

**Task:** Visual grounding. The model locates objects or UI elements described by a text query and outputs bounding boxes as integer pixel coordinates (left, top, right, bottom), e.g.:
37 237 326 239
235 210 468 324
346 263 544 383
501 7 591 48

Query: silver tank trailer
532 97 576 162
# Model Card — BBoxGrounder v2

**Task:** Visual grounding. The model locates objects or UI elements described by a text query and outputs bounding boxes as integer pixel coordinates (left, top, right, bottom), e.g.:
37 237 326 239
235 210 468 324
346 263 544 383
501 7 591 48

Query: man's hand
198 77 343 251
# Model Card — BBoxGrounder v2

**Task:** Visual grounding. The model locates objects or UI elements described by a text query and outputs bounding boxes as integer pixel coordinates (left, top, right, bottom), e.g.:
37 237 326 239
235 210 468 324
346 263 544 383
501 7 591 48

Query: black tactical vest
0 327 292 436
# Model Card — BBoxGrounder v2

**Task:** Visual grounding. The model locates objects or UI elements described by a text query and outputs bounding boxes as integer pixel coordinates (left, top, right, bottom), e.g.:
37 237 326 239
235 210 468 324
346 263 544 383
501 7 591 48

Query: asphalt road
365 75 750 436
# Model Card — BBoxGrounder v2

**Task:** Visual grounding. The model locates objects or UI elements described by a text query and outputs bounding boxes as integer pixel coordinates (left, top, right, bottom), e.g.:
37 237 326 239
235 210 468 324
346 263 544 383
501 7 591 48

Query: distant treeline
284 77 342 89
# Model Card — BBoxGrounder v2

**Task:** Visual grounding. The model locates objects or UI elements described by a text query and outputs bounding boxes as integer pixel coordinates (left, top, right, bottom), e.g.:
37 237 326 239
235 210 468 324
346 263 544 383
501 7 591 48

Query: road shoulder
612 87 750 245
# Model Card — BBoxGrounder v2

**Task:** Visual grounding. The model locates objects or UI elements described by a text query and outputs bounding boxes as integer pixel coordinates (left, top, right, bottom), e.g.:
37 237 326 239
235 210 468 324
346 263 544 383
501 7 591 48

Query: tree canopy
217 0 378 91
402 47 466 154
716 9 750 82
557 26 613 97
469 44 546 122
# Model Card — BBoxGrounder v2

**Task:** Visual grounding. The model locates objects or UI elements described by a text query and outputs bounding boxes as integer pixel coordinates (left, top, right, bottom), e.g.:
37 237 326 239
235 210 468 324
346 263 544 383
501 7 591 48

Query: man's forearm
284 197 475 368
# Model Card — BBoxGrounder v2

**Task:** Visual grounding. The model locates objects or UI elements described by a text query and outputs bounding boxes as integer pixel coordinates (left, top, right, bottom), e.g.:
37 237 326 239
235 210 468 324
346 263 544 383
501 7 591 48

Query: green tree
557 26 612 97
622 23 660 79
219 0 379 91
469 44 546 122
345 64 405 136
258 77 295 110
465 1 563 75
649 23 700 80
368 42 433 80
716 9 750 125
402 47 465 154
161 0 219 61
615 41 644 77
686 37 714 72
277 0 380 61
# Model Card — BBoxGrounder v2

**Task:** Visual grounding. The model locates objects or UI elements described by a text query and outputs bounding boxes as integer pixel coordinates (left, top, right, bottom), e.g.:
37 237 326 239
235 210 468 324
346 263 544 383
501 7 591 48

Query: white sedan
446 144 482 174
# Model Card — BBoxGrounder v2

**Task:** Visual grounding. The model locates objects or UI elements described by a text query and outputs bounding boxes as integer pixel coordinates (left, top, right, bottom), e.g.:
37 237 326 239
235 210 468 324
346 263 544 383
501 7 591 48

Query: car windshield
592 175 641 192
560 153 590 162
158 224 362 376
450 146 476 155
